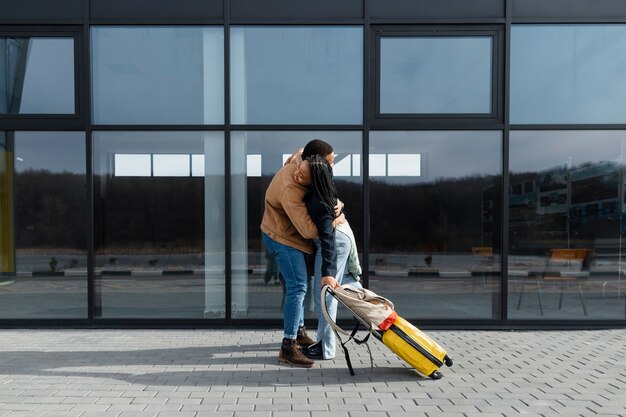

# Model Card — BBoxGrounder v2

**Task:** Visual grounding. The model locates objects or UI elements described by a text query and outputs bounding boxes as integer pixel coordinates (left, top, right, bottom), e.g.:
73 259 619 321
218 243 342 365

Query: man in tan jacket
261 139 335 368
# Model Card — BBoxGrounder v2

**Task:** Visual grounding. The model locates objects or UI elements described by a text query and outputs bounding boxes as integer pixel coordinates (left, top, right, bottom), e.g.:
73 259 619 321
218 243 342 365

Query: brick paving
0 328 624 416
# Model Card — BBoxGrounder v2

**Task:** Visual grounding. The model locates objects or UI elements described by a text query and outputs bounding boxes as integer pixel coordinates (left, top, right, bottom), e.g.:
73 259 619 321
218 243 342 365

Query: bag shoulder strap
321 285 375 375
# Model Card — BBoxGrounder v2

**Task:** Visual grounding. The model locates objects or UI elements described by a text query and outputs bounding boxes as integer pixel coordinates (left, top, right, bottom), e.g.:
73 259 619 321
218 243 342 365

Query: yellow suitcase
381 316 452 379
322 285 453 379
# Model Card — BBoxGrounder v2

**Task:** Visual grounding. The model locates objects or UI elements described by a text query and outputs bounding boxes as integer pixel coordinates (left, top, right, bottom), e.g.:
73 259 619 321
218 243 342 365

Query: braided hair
306 154 338 217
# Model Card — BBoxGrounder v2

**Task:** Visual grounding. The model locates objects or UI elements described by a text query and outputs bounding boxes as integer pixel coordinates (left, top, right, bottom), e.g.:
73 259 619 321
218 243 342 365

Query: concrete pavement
0 328 624 417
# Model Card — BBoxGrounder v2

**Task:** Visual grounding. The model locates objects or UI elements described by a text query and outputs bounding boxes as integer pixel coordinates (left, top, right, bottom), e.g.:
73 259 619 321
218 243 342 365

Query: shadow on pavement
0 343 435 386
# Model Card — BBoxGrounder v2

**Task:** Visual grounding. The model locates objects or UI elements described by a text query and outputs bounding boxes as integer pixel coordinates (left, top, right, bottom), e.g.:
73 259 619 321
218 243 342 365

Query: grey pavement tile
78 413 122 417
117 412 158 417
251 404 290 411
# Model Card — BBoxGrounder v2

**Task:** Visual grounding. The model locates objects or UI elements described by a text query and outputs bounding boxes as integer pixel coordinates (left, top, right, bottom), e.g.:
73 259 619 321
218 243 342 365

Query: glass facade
230 27 363 125
509 131 626 319
230 131 362 318
1 1 625 327
380 36 492 114
511 25 626 124
0 131 87 318
369 131 502 319
0 37 75 114
93 131 224 318
92 27 224 125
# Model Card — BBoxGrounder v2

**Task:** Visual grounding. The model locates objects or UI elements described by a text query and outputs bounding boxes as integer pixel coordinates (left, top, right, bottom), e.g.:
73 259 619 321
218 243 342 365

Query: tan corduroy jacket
260 155 318 254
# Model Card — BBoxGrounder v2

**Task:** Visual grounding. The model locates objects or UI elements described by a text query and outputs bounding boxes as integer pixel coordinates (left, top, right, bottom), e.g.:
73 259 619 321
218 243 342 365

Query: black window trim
370 24 504 127
0 26 83 123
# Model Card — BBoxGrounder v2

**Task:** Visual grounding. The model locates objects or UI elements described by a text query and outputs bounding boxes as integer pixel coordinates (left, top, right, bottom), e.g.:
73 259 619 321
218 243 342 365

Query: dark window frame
370 25 504 128
0 26 83 126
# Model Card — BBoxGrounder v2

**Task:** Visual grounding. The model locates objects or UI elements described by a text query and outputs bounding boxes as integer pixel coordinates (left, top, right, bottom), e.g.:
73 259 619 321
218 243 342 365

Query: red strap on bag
378 310 398 331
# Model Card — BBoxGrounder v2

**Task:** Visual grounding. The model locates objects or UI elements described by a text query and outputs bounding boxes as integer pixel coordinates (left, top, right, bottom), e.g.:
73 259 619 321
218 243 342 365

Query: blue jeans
262 232 308 339
313 229 362 359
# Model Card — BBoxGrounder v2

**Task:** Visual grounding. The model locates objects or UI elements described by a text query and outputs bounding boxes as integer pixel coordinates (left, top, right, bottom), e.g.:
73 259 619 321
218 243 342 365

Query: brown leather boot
279 338 314 368
296 325 315 347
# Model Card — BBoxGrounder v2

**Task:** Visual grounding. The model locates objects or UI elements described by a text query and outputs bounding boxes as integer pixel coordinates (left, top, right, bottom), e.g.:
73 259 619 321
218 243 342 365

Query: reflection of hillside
247 175 497 254
15 170 87 249
95 177 204 252
370 176 498 252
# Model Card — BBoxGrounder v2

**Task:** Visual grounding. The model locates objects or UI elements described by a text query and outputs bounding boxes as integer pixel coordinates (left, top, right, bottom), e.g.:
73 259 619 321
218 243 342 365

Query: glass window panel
246 154 262 177
509 131 626 320
115 154 151 177
388 154 421 176
380 36 492 114
0 38 75 114
91 27 224 125
511 25 626 124
230 131 362 319
369 131 502 319
369 154 386 176
94 131 225 318
153 154 190 177
231 26 363 124
191 154 204 177
0 131 86 318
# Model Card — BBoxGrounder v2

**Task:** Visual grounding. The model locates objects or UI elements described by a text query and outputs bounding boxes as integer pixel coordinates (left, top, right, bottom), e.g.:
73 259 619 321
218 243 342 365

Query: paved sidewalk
0 329 624 417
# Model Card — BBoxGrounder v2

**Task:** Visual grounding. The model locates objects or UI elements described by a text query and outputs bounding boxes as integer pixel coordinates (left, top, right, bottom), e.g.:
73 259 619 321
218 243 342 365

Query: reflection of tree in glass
15 169 86 249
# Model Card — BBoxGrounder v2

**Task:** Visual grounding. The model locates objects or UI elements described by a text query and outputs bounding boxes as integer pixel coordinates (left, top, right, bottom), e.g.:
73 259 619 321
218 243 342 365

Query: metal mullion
89 19 225 26
229 125 365 131
501 0 512 326
84 0 96 322
90 125 226 131
368 123 506 131
229 19 365 26
510 124 626 130
512 17 626 24
370 18 507 25
362 0 370 289
224 0 232 323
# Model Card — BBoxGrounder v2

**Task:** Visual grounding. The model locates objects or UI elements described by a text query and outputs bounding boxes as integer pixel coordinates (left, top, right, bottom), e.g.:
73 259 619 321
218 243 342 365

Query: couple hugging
261 139 362 368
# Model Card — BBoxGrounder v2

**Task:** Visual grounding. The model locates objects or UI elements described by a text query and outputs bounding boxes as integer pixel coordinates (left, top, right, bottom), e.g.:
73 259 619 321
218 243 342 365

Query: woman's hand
321 276 339 288
333 198 344 217
284 148 304 166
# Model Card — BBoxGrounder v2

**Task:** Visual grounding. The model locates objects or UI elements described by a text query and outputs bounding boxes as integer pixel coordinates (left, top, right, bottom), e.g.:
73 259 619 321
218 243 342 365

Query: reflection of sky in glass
92 27 224 124
0 38 75 114
94 131 224 176
2 38 75 114
511 25 626 124
14 132 85 174
231 131 361 178
115 154 150 176
153 154 190 177
510 131 626 173
231 26 363 124
380 36 492 114
370 131 501 184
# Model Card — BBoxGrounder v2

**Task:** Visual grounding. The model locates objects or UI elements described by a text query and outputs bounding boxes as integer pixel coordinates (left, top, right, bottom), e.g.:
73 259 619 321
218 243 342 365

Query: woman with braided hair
292 152 363 360
298 154 341 289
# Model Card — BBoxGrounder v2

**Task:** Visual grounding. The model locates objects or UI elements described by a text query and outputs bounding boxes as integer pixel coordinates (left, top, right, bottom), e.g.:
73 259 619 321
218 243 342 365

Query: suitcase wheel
429 370 443 380
444 355 453 367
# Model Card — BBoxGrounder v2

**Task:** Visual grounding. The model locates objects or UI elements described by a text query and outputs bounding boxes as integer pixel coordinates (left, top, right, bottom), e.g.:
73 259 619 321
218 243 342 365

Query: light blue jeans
313 229 362 359
262 232 308 339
